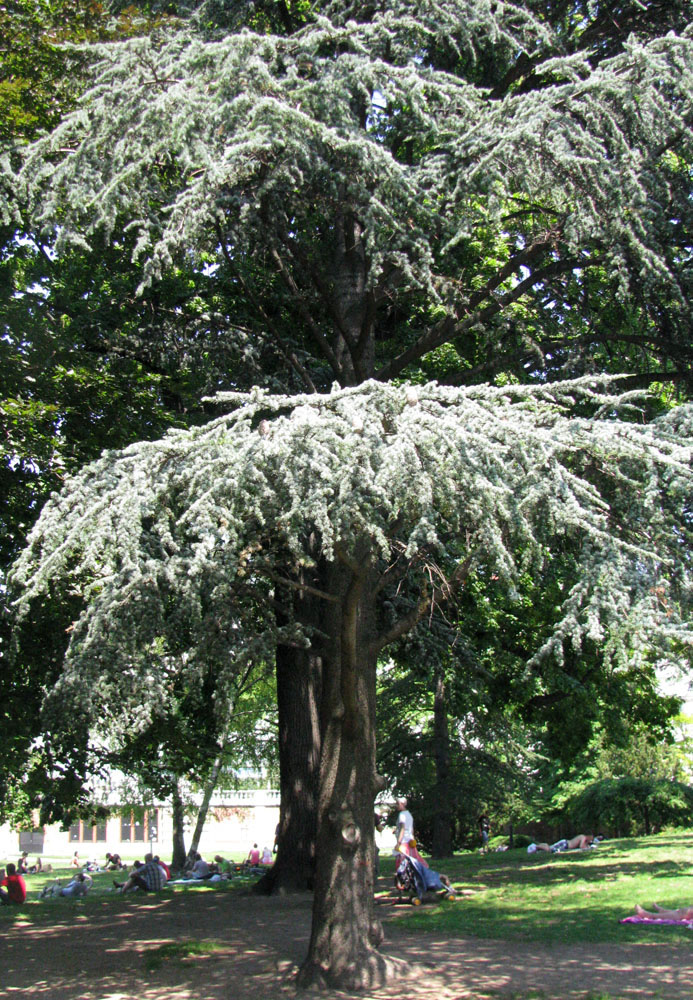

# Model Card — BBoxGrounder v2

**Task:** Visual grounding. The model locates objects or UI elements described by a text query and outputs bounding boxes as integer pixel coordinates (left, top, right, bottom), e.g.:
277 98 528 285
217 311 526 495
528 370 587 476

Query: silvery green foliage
6 0 692 303
11 379 693 735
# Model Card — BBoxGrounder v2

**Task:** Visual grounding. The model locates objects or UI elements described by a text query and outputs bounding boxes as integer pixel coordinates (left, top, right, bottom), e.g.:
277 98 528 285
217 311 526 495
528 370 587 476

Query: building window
19 828 45 853
119 809 159 843
68 821 108 843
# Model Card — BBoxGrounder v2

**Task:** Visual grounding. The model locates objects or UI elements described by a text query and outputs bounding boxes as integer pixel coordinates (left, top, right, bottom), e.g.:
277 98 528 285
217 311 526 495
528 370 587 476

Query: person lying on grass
630 903 693 921
40 873 93 899
528 834 596 853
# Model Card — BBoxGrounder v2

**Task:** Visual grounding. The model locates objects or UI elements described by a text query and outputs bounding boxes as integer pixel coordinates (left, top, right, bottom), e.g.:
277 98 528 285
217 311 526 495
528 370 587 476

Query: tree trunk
297 559 400 990
431 669 453 858
184 749 225 868
255 564 325 894
255 637 322 893
171 783 187 870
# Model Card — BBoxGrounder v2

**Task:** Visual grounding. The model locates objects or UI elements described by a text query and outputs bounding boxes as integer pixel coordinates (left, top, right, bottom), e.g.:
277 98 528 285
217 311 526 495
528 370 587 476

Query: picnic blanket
169 874 224 885
619 916 693 927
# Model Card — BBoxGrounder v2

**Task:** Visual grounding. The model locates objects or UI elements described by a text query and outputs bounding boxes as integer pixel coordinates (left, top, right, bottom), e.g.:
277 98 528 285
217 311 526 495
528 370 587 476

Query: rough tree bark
254 564 326 894
432 670 453 858
255 635 322 893
296 555 401 990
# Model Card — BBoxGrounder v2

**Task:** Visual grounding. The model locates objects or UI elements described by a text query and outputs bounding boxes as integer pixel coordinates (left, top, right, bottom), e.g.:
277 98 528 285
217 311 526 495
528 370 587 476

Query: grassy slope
381 832 693 945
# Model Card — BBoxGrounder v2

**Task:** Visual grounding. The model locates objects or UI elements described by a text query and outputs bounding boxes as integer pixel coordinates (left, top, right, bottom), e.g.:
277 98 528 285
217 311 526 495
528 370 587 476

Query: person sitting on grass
190 853 212 879
261 846 273 865
104 852 125 870
17 852 29 875
154 855 170 880
0 863 27 905
245 844 261 868
214 855 234 875
114 853 167 893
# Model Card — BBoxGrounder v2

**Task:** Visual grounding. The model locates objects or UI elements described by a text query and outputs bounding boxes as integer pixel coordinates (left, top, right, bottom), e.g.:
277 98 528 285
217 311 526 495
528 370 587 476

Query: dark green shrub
565 777 693 837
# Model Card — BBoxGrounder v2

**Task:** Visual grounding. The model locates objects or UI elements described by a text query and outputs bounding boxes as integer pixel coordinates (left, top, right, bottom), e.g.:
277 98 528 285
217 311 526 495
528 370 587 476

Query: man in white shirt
395 797 414 850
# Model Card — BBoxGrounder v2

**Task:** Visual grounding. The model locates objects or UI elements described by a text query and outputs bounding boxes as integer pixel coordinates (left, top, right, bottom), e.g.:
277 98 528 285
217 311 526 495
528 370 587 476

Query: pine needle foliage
3 1 692 387
10 378 693 736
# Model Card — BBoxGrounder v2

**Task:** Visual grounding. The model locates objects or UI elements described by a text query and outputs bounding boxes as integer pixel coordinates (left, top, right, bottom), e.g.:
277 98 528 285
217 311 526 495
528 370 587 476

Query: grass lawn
379 831 693 946
0 862 253 926
4 832 693 952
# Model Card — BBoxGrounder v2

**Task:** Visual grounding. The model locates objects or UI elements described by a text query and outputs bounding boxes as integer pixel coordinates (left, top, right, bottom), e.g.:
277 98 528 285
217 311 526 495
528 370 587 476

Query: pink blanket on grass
620 916 693 927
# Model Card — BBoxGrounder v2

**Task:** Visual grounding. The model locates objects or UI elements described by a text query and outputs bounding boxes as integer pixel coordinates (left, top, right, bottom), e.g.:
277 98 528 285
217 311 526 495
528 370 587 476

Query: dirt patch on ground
4 888 690 1000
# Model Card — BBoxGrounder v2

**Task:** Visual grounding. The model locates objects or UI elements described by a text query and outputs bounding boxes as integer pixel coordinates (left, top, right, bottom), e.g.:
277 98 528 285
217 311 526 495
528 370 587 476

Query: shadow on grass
386 833 693 947
474 858 693 889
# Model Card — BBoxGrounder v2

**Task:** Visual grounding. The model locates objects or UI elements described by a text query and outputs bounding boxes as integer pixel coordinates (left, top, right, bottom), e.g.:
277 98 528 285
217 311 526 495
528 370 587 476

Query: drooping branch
263 569 340 604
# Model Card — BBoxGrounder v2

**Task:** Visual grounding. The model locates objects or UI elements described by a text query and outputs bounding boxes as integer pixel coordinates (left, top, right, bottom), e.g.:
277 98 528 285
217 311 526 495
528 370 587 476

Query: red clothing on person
1 873 27 903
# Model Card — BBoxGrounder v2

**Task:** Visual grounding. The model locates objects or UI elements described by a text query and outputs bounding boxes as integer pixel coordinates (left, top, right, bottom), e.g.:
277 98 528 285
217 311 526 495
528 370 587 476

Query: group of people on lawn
0 809 683 922
0 841 275 906
112 846 271 892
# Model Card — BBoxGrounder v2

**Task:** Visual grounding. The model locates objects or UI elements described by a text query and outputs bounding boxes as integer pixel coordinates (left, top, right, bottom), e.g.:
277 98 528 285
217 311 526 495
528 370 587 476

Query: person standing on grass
478 813 490 853
395 798 414 853
0 863 27 905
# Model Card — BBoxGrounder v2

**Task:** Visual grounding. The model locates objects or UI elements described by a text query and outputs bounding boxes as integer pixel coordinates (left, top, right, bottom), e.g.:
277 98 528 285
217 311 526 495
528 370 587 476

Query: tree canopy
4 0 692 391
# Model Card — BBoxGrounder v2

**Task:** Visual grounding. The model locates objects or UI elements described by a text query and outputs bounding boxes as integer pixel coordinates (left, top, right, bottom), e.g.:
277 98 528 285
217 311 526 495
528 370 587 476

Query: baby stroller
394 853 456 905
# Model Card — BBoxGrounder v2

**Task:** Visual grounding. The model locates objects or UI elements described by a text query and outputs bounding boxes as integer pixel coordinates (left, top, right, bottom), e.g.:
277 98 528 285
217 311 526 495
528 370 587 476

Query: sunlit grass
387 832 693 945
143 938 223 972
0 864 249 926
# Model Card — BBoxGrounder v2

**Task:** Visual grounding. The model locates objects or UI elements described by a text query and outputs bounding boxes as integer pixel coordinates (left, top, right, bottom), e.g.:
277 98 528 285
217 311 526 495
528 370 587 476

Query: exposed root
296 950 411 992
